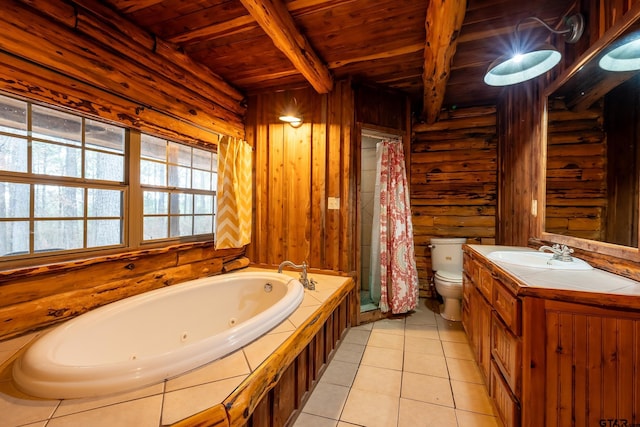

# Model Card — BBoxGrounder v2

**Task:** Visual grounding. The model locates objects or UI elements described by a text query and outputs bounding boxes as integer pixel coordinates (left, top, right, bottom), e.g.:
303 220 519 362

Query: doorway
359 128 403 313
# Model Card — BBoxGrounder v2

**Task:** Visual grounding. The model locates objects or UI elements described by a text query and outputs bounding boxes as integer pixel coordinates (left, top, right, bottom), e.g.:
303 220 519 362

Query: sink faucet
278 260 316 290
539 244 574 262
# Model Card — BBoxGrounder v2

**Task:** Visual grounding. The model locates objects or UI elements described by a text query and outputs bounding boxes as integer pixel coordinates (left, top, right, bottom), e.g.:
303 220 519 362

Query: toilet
430 237 466 321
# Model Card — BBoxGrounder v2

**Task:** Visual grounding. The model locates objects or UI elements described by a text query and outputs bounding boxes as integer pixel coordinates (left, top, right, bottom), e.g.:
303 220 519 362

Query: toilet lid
435 270 462 282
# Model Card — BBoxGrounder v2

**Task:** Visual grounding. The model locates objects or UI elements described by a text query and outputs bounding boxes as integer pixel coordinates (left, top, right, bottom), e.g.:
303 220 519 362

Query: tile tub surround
293 300 501 427
0 268 353 427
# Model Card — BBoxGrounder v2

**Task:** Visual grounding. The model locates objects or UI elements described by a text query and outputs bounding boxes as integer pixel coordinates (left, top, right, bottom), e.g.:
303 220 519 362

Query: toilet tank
430 237 467 272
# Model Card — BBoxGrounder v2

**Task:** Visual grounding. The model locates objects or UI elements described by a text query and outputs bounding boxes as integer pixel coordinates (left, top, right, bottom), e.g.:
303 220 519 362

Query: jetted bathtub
12 270 304 399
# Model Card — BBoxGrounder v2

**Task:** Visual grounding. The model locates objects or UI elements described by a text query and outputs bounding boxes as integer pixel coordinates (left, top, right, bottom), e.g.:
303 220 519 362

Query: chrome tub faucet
278 260 316 290
539 244 574 262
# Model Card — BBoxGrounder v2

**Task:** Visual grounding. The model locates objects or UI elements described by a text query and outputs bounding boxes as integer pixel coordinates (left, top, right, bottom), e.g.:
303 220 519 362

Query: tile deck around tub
0 268 348 427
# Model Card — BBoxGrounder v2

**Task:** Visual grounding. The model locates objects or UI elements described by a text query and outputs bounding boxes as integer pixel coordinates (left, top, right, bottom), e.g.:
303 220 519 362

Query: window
140 134 217 241
0 93 217 263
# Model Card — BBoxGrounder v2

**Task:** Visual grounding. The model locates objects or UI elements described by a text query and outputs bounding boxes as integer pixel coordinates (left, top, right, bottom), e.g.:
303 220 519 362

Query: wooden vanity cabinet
463 252 522 427
464 247 640 427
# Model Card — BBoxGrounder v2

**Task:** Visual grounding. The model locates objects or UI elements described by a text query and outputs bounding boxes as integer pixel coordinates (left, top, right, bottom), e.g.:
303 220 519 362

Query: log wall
0 0 245 144
245 83 357 273
411 106 497 297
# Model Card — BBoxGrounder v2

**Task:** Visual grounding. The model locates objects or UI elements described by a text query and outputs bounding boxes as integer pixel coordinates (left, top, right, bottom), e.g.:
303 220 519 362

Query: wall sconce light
599 35 640 71
484 14 585 86
278 96 303 128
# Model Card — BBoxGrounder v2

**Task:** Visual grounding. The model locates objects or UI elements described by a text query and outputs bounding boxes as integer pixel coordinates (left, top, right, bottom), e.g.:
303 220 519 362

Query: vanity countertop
465 244 640 310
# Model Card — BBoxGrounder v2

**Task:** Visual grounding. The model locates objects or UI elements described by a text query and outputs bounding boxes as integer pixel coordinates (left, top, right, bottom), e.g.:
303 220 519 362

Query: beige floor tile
436 315 462 330
340 388 399 427
451 380 495 415
301 382 349 420
333 343 366 364
336 423 362 427
360 346 404 370
166 350 250 392
367 330 404 350
404 336 444 356
401 372 454 407
54 382 164 417
398 398 458 427
342 329 371 346
404 308 438 326
442 341 475 361
47 395 162 427
371 318 405 335
0 381 60 427
438 328 468 343
455 409 502 427
404 352 448 378
405 324 439 340
243 331 290 370
162 376 245 425
292 412 339 427
351 365 402 397
446 358 484 384
320 360 359 387
352 322 373 331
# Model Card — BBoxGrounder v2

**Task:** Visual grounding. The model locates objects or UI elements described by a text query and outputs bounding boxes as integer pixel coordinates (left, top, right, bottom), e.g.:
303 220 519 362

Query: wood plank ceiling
103 0 576 122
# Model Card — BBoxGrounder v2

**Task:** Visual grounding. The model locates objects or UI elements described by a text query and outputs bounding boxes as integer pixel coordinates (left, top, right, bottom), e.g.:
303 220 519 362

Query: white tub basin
487 250 593 270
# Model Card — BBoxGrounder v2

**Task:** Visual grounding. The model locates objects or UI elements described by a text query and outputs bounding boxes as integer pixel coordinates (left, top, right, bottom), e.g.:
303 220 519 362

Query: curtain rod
362 132 401 141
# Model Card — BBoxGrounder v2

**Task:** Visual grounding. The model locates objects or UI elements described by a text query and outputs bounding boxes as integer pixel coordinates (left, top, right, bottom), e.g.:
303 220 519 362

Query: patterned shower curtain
215 137 253 249
376 139 419 314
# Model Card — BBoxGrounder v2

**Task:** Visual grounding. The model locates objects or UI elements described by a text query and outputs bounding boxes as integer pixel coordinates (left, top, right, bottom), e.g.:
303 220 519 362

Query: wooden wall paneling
284 117 312 263
267 123 285 265
247 83 355 273
339 81 355 273
326 87 344 271
497 83 543 246
310 95 328 269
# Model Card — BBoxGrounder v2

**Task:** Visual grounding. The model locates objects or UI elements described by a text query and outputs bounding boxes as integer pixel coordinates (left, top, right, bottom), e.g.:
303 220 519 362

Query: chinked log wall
545 99 607 241
0 1 248 340
410 106 497 297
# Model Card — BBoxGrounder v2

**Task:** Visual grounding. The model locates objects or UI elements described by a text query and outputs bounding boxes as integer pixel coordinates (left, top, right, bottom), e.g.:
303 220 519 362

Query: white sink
487 250 593 270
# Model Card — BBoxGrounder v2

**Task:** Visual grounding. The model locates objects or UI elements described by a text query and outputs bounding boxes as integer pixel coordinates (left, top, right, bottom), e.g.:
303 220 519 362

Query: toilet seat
434 270 462 284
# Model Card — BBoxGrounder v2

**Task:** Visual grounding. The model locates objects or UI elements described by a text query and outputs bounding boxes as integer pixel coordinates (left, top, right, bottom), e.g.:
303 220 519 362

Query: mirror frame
538 2 640 264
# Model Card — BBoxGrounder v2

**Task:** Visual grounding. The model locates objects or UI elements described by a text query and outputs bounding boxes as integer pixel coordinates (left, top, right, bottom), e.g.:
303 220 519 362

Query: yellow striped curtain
215 137 253 249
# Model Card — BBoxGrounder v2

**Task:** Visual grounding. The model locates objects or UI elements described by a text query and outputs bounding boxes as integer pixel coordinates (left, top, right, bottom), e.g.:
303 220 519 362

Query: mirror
544 12 640 248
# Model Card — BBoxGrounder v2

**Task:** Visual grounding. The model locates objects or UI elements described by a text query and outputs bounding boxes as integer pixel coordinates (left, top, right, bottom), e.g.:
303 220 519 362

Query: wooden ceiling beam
422 0 468 124
238 0 333 93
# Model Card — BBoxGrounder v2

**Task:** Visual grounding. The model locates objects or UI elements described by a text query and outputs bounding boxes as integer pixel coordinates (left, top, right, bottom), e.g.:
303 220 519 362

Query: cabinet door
541 301 640 427
471 288 492 381
491 360 521 427
491 312 521 396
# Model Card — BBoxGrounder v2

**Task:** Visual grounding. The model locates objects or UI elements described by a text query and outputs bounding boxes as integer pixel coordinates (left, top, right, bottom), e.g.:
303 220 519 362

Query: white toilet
430 237 467 321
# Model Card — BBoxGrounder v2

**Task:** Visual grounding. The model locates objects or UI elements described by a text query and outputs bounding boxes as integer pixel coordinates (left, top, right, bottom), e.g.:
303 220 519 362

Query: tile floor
292 299 502 427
